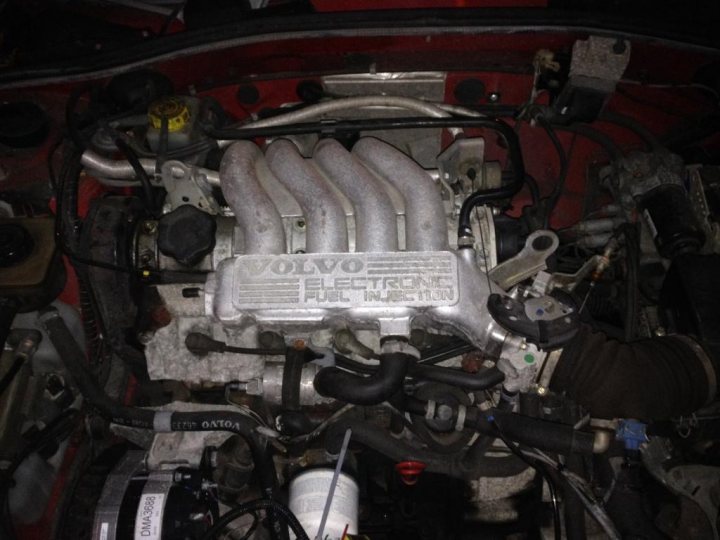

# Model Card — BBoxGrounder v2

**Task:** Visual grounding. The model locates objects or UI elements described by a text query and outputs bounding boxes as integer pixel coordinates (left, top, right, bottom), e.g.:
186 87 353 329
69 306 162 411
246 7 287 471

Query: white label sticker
134 493 165 540
99 522 109 540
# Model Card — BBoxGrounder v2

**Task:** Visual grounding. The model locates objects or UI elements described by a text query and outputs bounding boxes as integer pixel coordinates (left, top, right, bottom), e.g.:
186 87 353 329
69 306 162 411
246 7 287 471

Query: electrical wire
536 115 569 227
200 499 309 540
113 137 156 211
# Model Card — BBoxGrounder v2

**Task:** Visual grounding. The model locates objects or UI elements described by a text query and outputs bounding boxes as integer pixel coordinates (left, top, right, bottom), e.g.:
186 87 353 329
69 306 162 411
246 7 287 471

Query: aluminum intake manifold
206 137 505 349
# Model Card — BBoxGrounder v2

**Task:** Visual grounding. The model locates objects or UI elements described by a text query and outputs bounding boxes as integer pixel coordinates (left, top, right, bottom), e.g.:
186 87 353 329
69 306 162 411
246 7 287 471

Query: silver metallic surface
220 141 286 255
313 138 398 252
488 230 559 290
81 149 220 185
266 139 348 253
209 248 501 348
161 160 220 213
569 36 631 93
258 362 334 406
353 137 448 251
437 137 502 193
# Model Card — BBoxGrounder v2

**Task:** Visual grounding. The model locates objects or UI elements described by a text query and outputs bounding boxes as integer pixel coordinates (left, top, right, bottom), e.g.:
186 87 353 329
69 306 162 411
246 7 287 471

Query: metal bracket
488 230 559 290
161 160 220 214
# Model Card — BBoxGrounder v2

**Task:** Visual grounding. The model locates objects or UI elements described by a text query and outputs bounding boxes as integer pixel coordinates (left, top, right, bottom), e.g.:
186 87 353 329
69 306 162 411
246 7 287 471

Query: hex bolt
436 404 454 421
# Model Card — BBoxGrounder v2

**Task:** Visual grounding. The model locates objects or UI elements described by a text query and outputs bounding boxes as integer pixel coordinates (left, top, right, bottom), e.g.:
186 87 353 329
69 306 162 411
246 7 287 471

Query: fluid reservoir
146 96 200 152
288 469 359 539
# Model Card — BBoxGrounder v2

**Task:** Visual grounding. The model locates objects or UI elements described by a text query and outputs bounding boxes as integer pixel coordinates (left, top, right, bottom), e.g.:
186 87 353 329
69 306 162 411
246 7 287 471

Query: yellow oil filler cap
148 97 190 132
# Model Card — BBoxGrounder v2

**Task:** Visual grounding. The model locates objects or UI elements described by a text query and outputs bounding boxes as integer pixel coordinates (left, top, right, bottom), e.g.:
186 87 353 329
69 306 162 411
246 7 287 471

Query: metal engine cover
210 251 459 334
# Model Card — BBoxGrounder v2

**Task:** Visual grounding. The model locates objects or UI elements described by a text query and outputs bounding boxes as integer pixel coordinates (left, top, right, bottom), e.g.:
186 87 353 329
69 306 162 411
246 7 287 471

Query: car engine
1 8 720 539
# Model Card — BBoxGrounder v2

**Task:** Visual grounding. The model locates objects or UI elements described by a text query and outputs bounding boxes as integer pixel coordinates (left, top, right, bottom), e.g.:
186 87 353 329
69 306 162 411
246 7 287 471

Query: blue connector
616 419 648 451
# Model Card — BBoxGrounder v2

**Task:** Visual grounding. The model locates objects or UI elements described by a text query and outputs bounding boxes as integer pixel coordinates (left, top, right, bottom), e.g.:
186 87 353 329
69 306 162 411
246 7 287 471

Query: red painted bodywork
2 8 718 538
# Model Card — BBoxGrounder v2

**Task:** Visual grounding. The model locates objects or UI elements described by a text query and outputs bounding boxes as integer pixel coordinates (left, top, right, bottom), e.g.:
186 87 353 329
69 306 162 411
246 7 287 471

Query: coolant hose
38 308 284 520
551 324 718 420
314 344 414 406
325 417 527 479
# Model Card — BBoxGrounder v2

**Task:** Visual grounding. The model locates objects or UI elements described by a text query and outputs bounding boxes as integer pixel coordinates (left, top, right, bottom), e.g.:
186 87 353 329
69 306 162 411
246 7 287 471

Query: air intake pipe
219 141 286 255
266 139 348 253
550 325 717 420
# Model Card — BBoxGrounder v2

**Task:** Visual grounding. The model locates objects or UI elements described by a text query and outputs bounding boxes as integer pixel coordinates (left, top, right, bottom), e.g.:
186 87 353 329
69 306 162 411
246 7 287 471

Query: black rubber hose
563 453 588 540
457 120 526 237
551 324 718 420
113 138 156 211
314 351 412 405
325 416 527 479
200 499 309 540
282 347 305 412
332 353 505 392
467 408 597 456
411 364 505 391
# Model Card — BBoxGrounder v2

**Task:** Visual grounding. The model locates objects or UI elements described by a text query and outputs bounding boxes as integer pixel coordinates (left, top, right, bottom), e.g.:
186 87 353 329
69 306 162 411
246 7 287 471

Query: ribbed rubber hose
551 324 717 420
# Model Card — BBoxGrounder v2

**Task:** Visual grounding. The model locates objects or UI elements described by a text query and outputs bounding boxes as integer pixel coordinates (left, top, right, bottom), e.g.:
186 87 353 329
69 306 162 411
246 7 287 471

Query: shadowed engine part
551 324 718 420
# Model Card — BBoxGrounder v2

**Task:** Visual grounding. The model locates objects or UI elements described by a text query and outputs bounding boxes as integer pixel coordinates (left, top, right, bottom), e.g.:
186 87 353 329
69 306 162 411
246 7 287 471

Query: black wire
620 223 640 341
524 173 541 205
113 137 156 211
552 123 623 162
200 499 309 540
65 86 90 151
536 115 569 226
599 111 662 151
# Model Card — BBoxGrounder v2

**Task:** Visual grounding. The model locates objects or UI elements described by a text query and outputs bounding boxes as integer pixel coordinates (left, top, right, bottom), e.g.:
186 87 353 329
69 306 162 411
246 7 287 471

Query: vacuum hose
551 324 717 420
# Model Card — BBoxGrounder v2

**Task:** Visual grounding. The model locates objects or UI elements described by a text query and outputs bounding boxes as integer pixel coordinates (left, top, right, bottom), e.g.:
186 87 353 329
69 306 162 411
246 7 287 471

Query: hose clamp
381 340 421 360
153 411 173 432
425 400 437 421
455 405 467 432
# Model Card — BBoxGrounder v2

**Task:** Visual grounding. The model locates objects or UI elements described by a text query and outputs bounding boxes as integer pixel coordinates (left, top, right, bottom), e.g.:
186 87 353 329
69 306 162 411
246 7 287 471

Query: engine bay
1 9 720 539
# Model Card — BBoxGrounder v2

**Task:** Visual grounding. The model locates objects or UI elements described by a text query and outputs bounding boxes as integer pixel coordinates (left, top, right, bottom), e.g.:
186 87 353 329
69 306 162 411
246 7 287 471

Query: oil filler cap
157 205 216 267
148 97 190 132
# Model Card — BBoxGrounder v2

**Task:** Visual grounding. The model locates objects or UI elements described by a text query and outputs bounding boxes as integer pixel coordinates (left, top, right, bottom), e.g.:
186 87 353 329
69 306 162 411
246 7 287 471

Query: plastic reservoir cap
148 97 190 132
